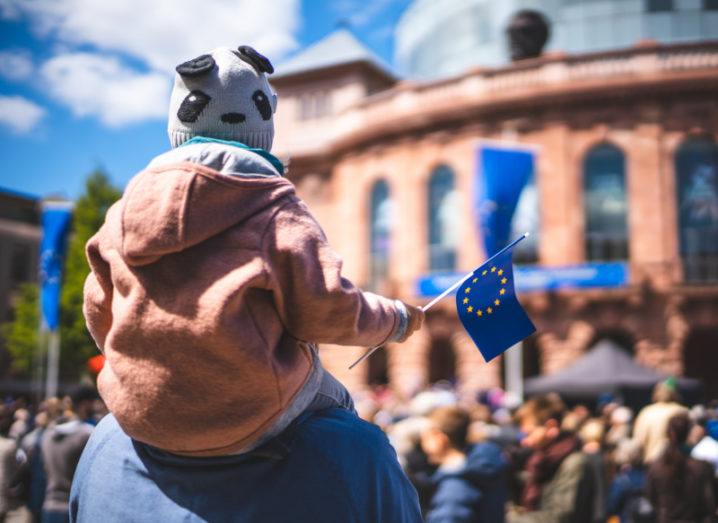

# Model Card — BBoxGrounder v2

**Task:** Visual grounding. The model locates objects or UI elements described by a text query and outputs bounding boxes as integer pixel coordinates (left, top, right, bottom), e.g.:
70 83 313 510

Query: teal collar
181 136 284 175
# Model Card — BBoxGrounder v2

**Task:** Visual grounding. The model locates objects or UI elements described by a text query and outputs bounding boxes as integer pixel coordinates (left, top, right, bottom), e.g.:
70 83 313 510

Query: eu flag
456 245 535 362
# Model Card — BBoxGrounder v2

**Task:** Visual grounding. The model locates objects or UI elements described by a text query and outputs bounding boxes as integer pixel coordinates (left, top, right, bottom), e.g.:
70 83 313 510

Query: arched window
675 138 718 283
583 143 629 261
369 180 392 288
428 166 459 271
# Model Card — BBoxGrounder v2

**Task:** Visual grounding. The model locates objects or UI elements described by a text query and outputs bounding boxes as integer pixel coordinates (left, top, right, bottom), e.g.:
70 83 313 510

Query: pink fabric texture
83 161 399 456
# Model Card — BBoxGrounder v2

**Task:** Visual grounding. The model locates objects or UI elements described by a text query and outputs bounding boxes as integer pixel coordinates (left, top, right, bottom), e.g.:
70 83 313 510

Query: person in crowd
580 418 608 523
647 412 716 523
0 405 30 522
633 380 688 463
507 396 593 523
40 387 98 523
606 439 652 523
420 406 507 523
692 418 718 477
74 44 424 522
606 406 634 448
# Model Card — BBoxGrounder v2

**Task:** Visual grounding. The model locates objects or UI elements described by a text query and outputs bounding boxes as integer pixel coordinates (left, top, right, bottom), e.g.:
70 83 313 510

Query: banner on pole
39 201 73 331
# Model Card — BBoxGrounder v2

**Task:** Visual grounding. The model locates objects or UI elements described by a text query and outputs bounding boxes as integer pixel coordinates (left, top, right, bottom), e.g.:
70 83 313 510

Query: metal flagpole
349 233 530 370
45 329 60 399
504 342 524 402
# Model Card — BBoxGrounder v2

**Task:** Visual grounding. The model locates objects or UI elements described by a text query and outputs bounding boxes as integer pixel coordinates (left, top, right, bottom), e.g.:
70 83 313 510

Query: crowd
355 379 718 523
0 379 717 522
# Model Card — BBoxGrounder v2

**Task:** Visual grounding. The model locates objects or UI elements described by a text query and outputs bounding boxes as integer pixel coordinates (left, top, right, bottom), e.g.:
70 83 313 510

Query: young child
82 45 423 457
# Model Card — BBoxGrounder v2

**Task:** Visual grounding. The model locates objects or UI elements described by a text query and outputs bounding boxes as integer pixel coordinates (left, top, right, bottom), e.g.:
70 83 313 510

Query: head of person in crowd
614 439 644 471
421 406 471 465
652 379 680 404
71 386 100 424
515 395 566 449
580 418 605 454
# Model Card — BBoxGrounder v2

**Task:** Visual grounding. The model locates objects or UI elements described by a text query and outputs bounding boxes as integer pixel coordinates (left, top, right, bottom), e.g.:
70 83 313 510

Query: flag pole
349 232 530 370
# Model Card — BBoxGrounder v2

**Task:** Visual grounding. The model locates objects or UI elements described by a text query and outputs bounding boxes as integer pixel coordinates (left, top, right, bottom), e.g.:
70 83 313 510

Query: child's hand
396 303 424 343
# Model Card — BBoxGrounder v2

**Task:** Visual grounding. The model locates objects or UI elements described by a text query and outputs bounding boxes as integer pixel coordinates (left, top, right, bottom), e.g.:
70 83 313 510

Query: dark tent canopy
525 340 701 404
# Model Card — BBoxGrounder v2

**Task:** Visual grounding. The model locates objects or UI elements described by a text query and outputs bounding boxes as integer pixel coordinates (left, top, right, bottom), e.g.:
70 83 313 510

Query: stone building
0 188 40 374
270 8 718 398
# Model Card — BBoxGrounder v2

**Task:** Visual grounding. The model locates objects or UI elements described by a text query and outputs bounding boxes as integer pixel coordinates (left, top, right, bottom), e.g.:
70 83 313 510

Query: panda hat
168 46 277 151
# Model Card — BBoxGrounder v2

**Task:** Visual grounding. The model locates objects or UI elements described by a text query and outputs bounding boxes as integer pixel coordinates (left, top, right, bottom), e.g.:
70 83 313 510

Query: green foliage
59 171 122 377
1 283 40 374
1 170 121 379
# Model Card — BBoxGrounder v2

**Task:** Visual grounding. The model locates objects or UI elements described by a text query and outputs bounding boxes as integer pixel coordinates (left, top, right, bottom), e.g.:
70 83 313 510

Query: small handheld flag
456 234 535 361
348 233 535 370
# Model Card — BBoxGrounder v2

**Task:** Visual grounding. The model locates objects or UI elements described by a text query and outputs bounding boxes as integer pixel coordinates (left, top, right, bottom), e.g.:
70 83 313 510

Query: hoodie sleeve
83 231 113 352
262 199 401 347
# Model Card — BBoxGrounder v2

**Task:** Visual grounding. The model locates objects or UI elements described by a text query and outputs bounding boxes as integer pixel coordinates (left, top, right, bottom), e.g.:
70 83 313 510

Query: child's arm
83 232 114 352
263 199 420 348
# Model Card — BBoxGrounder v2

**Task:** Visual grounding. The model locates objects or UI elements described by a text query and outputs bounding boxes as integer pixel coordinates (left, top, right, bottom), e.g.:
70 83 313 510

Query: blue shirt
70 409 422 523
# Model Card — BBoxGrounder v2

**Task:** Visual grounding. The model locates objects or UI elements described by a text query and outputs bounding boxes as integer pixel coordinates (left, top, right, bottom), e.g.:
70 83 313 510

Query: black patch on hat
177 90 211 122
236 46 274 74
176 54 216 76
221 112 246 124
252 90 272 121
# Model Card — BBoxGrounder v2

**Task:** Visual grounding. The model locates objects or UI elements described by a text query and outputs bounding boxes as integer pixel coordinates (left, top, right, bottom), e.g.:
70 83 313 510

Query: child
82 45 423 457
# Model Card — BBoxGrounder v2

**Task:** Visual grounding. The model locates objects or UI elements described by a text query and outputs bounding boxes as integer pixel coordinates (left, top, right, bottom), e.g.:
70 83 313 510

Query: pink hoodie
83 156 400 456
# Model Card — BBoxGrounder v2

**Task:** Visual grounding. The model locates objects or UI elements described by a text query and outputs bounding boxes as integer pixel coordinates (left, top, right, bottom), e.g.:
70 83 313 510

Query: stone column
452 330 502 396
387 327 430 399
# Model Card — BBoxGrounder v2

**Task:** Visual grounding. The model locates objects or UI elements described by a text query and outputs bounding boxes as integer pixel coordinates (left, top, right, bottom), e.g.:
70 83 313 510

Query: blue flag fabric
455 247 535 362
477 146 534 256
39 203 73 331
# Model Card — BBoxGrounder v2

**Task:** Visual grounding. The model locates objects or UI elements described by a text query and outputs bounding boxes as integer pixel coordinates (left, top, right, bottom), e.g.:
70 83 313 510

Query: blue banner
476 144 535 256
39 202 73 331
417 262 629 297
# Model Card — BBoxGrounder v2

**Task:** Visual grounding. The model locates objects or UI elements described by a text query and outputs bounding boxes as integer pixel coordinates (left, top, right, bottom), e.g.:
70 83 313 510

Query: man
41 387 98 523
70 408 422 522
633 380 687 463
421 406 507 523
508 396 593 523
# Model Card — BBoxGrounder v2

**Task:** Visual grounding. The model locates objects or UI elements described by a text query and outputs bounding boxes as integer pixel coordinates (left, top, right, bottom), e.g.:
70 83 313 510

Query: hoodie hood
119 144 295 266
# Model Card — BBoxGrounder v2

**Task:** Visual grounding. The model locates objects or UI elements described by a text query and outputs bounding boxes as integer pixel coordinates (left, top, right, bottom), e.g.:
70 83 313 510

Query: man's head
653 379 680 404
168 46 277 151
514 395 566 449
420 406 470 464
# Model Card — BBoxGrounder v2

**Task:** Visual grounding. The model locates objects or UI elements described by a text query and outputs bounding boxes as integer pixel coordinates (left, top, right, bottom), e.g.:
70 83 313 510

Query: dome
395 0 718 80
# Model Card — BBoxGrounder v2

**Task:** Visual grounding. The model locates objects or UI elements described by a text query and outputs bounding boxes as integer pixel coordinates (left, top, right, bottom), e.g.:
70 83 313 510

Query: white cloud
1 0 300 73
40 53 170 127
0 95 46 134
0 49 34 81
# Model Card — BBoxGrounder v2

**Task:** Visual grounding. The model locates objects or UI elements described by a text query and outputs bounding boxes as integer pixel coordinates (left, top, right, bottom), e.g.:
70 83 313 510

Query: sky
0 0 412 200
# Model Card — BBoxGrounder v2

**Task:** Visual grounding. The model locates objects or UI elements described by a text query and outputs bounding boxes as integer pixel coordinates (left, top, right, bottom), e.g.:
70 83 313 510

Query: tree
1 170 121 380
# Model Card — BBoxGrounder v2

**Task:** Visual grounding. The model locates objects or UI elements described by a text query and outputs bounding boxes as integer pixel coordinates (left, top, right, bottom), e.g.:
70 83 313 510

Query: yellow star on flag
494 299 500 306
498 269 504 276
477 310 483 317
487 307 493 314
467 306 473 313
465 287 471 293
482 270 487 276
501 277 507 284
463 297 469 304
491 267 496 272
472 277 478 283
500 288 506 295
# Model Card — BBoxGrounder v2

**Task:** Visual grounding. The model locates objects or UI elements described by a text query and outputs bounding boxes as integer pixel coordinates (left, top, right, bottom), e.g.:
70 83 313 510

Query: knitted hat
168 46 276 151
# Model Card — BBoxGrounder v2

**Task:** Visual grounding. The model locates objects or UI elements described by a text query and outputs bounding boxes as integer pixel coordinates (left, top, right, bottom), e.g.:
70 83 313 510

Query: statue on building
506 9 551 61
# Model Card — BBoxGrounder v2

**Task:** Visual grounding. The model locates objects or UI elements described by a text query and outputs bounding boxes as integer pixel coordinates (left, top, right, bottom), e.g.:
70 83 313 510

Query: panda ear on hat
176 54 216 76
236 45 274 75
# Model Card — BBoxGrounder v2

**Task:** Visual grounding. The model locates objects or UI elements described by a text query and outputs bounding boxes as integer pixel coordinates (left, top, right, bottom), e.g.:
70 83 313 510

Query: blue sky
0 0 411 200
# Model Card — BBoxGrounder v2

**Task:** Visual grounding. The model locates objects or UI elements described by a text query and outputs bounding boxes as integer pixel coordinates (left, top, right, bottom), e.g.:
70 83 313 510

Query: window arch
583 143 629 261
369 180 392 288
675 137 718 282
428 166 459 271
